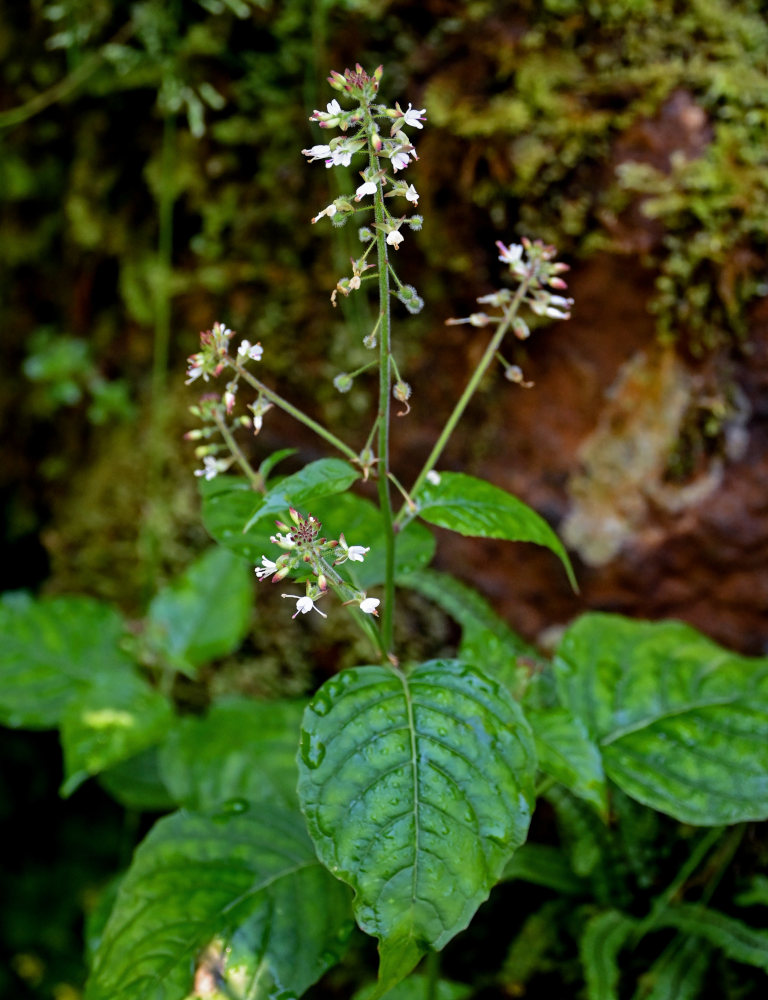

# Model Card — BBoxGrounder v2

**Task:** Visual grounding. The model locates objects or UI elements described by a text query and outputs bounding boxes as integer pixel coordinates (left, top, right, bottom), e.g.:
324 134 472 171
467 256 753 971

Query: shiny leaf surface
414 472 576 589
297 660 536 994
555 614 768 824
86 804 353 1000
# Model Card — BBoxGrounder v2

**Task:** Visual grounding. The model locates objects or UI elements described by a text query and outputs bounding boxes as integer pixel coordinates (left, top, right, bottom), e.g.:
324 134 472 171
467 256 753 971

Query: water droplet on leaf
300 730 326 769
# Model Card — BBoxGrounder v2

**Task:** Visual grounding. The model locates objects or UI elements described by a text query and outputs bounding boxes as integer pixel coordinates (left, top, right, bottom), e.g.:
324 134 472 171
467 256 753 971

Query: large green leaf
202 481 434 585
147 547 252 673
60 673 173 797
352 974 471 1000
98 747 176 812
243 458 360 530
399 569 537 694
635 936 710 1000
159 697 306 810
579 910 637 1000
86 804 353 1000
297 660 536 995
656 904 768 971
527 707 608 818
0 595 135 729
555 614 768 824
413 472 576 589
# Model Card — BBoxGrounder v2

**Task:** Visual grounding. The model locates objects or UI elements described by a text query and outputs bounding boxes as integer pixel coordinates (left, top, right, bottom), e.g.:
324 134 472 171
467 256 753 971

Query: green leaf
579 910 637 1000
147 547 252 673
310 492 435 589
414 472 576 590
200 475 274 562
555 614 768 824
501 900 561 990
399 569 537 694
297 660 536 994
656 904 768 971
243 458 360 530
60 673 173 797
159 697 306 810
86 804 353 1000
258 447 298 481
0 595 135 728
202 481 434 586
98 747 177 812
352 973 471 1000
527 707 609 818
634 936 709 1000
735 874 768 908
501 843 586 895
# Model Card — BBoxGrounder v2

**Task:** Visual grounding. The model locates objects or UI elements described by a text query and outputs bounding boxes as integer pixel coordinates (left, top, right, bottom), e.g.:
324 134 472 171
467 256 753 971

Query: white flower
337 533 369 563
270 532 295 549
391 149 411 172
329 147 353 167
194 456 229 481
386 229 404 249
311 203 338 224
405 184 419 204
402 104 426 129
185 352 207 384
359 597 380 615
496 241 524 266
254 556 278 580
426 470 441 486
302 144 332 162
549 295 573 310
355 180 377 201
544 304 572 320
237 339 263 361
282 594 327 619
327 99 341 115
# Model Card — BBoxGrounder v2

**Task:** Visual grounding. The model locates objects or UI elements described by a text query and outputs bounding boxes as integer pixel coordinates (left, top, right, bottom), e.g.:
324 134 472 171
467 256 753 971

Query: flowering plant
46 64 765 1000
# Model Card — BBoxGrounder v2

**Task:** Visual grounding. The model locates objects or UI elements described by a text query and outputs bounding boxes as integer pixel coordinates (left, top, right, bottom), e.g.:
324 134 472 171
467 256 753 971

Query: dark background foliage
2 1 768 996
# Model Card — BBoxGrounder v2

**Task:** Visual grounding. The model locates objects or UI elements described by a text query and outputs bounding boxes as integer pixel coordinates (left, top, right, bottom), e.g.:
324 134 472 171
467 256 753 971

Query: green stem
633 826 725 942
214 413 264 491
234 365 359 463
371 150 396 655
424 949 440 1000
395 281 531 526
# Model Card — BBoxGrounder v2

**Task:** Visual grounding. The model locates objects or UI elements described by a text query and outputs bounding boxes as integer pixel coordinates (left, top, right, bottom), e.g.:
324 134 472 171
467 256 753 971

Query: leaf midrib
600 693 753 746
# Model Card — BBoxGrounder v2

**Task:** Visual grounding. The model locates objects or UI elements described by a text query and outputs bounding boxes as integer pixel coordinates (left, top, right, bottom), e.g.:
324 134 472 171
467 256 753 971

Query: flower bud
333 372 354 393
512 317 530 339
392 379 413 403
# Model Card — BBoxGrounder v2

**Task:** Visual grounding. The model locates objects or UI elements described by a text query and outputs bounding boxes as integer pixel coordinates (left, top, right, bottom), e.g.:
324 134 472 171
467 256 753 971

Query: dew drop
311 693 332 717
300 730 326 769
219 797 249 815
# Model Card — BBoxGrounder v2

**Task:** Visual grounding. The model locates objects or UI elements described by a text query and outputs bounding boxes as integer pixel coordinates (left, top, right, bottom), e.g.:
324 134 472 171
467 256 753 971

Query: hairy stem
213 412 264 491
395 279 531 526
234 364 359 463
370 135 396 654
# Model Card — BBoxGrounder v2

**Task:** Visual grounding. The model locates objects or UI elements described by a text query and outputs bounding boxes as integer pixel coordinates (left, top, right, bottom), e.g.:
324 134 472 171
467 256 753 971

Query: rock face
396 85 768 659
416 253 768 657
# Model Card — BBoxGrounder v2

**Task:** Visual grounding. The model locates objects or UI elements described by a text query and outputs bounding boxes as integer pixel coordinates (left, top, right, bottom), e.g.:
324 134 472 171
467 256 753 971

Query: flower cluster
255 507 380 620
446 238 573 387
301 65 426 303
185 322 268 480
